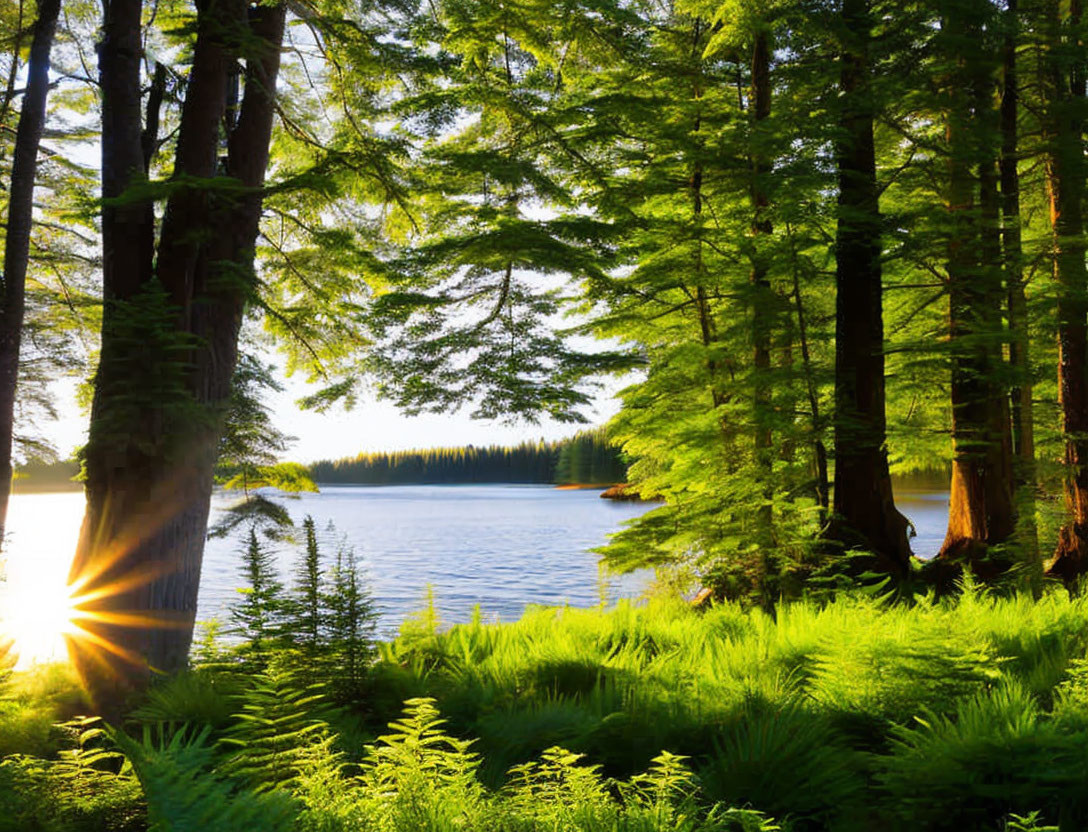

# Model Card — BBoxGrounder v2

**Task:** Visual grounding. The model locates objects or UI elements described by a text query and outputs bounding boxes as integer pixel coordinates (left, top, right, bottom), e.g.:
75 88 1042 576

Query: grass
3 586 1088 830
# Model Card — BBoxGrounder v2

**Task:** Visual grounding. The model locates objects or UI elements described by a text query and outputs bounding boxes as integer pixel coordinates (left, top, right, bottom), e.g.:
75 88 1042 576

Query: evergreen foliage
230 529 287 660
290 517 324 660
228 517 377 700
310 430 625 485
323 534 378 702
209 356 318 542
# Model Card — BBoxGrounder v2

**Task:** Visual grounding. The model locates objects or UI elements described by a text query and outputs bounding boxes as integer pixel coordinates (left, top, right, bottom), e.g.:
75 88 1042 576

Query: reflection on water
2 481 953 665
2 485 655 661
198 485 655 634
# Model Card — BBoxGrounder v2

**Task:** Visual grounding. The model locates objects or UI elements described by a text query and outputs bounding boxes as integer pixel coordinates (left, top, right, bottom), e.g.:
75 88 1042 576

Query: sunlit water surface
1 483 951 666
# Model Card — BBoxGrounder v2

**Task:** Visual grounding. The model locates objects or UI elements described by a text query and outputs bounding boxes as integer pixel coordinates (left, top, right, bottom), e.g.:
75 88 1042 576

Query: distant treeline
310 430 626 486
12 458 81 492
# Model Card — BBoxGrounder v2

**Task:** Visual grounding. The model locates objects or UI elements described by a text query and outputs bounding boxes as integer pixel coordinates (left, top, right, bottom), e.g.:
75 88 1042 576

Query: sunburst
1 561 81 669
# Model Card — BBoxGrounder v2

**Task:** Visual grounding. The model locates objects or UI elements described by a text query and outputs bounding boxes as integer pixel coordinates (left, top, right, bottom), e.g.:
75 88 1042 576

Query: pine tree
827 0 912 575
934 0 1016 571
288 516 324 661
231 529 287 662
323 534 377 702
69 0 293 712
1040 0 1088 580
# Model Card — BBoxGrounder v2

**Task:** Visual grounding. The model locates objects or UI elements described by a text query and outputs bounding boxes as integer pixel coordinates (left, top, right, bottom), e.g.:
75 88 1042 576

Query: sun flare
1 493 89 670
0 567 80 669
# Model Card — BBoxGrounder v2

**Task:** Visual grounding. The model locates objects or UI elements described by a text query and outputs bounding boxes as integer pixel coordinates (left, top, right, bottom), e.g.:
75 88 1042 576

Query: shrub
877 682 1088 830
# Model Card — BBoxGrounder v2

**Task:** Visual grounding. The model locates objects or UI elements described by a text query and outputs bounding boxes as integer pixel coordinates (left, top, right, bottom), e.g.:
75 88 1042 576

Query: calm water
2 485 656 644
2 482 951 661
896 487 951 557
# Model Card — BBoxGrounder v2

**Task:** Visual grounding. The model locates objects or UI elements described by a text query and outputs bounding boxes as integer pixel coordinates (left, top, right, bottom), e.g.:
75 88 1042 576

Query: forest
4 0 1088 826
308 431 627 485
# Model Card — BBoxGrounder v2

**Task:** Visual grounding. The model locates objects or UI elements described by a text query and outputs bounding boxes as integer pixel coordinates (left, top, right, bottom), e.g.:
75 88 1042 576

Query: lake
2 482 950 664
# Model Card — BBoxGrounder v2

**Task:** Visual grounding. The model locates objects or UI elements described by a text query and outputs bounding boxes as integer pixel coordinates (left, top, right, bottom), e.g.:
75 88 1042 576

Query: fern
0 718 144 831
358 696 486 829
219 668 332 791
109 724 296 832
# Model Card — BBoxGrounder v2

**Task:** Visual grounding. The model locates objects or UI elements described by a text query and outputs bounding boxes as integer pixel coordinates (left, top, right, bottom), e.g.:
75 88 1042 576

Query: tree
1000 0 1038 565
288 516 323 661
0 0 62 546
934 0 1015 570
230 528 287 663
1040 0 1088 580
826 0 912 576
361 0 628 424
67 0 290 714
322 529 376 702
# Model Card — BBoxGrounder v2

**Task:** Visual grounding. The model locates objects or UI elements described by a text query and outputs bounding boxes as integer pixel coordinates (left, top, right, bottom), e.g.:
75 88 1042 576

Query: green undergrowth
369 587 1088 828
3 588 1088 830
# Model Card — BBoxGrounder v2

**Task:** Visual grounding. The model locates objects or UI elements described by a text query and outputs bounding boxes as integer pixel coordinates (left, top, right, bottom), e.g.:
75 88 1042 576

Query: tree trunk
0 0 61 549
689 24 723 411
828 0 912 576
1043 0 1088 581
936 4 1015 573
69 0 288 718
1001 0 1038 566
749 29 774 561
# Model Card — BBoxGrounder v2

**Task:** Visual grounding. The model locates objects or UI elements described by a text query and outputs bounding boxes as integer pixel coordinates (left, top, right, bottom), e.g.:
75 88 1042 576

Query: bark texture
936 3 1015 572
828 0 912 576
70 0 287 717
1001 0 1038 565
1043 0 1088 581
0 0 62 548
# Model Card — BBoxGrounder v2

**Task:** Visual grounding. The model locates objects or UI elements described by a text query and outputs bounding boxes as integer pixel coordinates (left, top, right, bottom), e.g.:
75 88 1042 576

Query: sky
29 49 630 465
44 366 628 464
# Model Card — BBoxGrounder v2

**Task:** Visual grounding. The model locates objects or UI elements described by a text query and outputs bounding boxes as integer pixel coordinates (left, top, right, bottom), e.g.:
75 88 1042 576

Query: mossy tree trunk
69 0 287 718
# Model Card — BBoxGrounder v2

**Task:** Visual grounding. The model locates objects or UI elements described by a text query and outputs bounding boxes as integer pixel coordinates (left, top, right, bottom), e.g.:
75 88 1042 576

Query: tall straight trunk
1043 0 1088 580
980 152 1016 544
0 0 61 548
690 24 723 410
68 0 155 715
937 4 1016 569
1001 0 1038 564
70 0 288 717
829 0 912 576
749 29 774 559
789 254 829 516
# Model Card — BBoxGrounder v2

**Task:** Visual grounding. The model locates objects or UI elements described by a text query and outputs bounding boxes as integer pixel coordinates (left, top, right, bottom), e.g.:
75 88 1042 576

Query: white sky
44 368 626 464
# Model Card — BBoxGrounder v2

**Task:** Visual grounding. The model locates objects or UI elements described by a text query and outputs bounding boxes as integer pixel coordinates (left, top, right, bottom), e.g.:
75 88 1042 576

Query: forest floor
2 589 1087 831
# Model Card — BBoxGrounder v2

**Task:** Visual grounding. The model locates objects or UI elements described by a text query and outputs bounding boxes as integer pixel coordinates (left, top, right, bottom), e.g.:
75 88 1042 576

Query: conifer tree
1001 0 1038 564
289 516 324 660
827 0 912 575
1039 0 1088 579
324 534 376 702
934 0 1016 570
231 529 287 662
69 0 293 712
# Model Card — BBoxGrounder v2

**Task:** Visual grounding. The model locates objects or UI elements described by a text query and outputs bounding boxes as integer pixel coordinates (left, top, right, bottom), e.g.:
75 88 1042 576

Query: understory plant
4 588 1088 830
